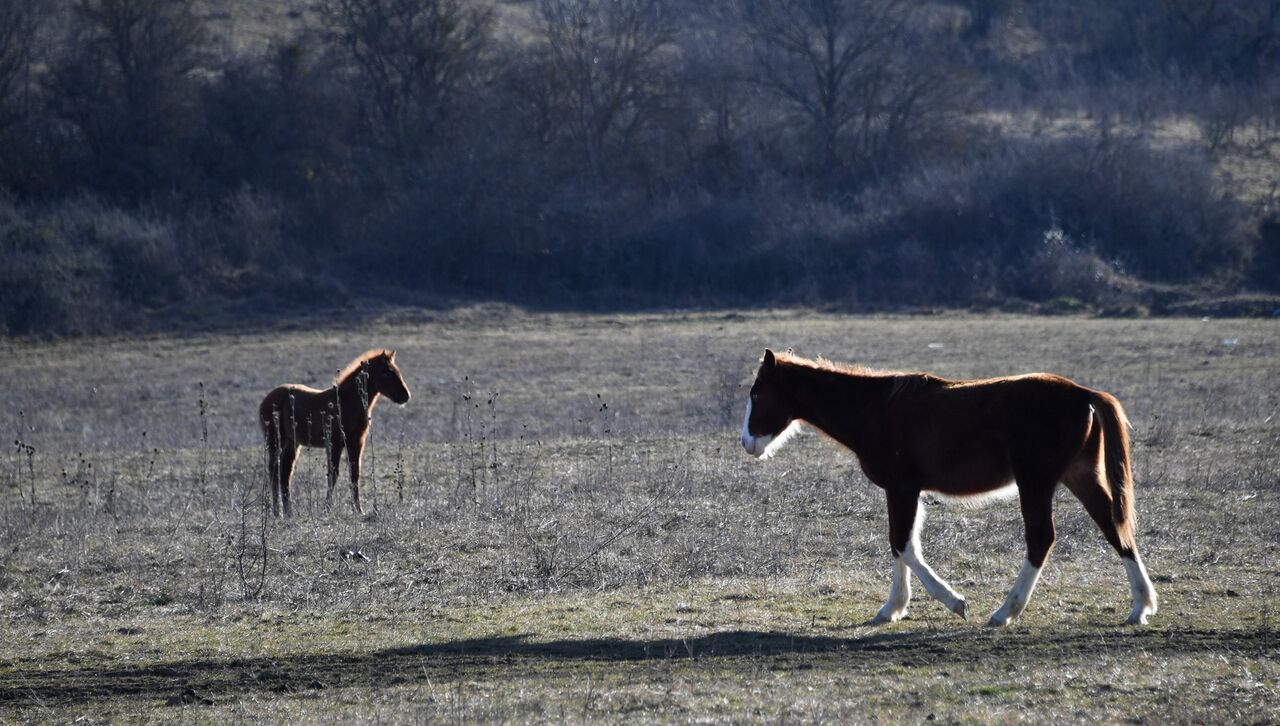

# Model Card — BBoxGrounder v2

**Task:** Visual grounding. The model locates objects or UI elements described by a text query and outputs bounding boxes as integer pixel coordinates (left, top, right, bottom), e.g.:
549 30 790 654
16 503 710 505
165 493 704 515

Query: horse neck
336 374 380 415
781 364 893 451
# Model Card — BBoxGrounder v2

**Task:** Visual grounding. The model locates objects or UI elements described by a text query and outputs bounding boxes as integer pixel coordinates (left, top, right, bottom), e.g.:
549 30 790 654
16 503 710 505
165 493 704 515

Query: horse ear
388 349 396 361
762 349 776 370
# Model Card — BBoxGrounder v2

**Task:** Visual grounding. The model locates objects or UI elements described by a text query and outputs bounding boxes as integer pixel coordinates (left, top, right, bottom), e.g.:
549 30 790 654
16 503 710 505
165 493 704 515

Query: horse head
741 349 799 458
366 350 411 405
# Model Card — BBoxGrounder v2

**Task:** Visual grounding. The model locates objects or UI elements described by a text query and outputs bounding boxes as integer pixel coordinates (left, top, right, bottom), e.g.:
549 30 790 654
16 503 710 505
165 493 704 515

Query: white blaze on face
740 399 774 457
741 398 802 459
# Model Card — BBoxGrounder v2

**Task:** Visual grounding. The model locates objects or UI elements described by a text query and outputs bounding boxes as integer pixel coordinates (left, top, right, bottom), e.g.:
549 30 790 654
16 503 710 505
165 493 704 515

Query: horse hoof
1126 611 1150 625
870 610 904 625
951 599 970 620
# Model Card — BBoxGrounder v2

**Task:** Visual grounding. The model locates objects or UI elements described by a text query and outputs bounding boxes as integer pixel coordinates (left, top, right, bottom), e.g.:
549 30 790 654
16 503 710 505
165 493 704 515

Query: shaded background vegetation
3 0 1280 335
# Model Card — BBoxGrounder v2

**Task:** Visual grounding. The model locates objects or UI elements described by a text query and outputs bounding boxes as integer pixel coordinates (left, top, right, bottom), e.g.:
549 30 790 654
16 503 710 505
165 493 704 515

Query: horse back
259 384 330 436
951 374 1094 440
888 373 1098 493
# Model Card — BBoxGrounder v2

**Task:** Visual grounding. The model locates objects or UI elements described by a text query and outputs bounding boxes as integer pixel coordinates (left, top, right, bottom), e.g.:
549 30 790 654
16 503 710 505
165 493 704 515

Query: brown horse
259 349 410 517
741 349 1157 626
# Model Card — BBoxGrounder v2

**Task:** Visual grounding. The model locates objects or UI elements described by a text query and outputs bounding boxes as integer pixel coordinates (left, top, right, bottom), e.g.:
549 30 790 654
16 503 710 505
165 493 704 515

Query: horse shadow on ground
0 626 1272 709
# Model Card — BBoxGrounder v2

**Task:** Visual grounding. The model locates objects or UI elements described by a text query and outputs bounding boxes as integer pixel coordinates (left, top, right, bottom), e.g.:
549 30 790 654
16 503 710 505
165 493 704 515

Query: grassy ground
1 310 1277 722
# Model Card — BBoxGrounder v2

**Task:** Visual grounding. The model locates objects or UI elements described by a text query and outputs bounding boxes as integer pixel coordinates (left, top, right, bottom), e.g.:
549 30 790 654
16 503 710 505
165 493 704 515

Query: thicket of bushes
2 0 1278 335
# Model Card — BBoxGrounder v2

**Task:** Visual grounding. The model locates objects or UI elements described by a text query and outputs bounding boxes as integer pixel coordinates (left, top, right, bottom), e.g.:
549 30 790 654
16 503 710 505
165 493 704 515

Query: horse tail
258 389 284 447
1091 390 1136 552
258 394 275 437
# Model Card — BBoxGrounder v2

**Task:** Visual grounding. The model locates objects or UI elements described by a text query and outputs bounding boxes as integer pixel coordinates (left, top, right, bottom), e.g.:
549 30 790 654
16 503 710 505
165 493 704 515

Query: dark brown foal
259 349 410 517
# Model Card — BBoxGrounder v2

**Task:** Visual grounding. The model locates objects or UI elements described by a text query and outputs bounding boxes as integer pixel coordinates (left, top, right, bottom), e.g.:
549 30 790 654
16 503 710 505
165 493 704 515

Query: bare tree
681 5 754 172
955 0 1015 43
532 0 677 180
0 0 46 132
50 0 207 192
320 0 493 161
1159 0 1280 77
739 0 959 178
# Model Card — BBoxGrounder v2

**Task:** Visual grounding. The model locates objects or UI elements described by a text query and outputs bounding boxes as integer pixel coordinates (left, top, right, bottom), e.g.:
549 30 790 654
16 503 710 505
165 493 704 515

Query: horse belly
912 427 1013 496
261 386 336 449
924 454 1014 497
294 416 338 448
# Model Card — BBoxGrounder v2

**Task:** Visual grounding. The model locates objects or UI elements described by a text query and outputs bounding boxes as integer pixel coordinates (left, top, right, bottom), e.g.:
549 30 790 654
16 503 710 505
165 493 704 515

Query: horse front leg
886 491 968 620
872 552 911 624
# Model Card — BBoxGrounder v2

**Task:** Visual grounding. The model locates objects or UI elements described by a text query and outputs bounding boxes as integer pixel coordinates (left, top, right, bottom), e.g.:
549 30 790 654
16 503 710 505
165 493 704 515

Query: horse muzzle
741 433 773 458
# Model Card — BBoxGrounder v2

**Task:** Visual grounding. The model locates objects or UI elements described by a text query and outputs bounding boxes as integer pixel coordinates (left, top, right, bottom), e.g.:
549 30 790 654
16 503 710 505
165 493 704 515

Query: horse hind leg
1122 555 1158 625
1062 463 1158 624
266 452 280 518
989 480 1056 626
278 445 298 518
264 426 283 518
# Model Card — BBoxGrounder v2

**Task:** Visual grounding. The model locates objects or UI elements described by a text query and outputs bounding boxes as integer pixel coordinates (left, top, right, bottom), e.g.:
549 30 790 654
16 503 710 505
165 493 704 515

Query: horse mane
772 351 941 398
334 349 392 386
773 351 885 377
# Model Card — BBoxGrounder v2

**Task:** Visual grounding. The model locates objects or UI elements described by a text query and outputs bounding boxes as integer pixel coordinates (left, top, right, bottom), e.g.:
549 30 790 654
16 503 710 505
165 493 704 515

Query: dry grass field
1 309 1277 722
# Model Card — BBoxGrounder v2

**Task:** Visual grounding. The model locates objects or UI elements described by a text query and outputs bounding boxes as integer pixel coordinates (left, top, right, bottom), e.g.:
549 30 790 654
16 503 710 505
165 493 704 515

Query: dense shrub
2 199 117 335
1254 216 1280 292
856 135 1249 287
1021 227 1133 305
587 134 1248 307
0 194 289 336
